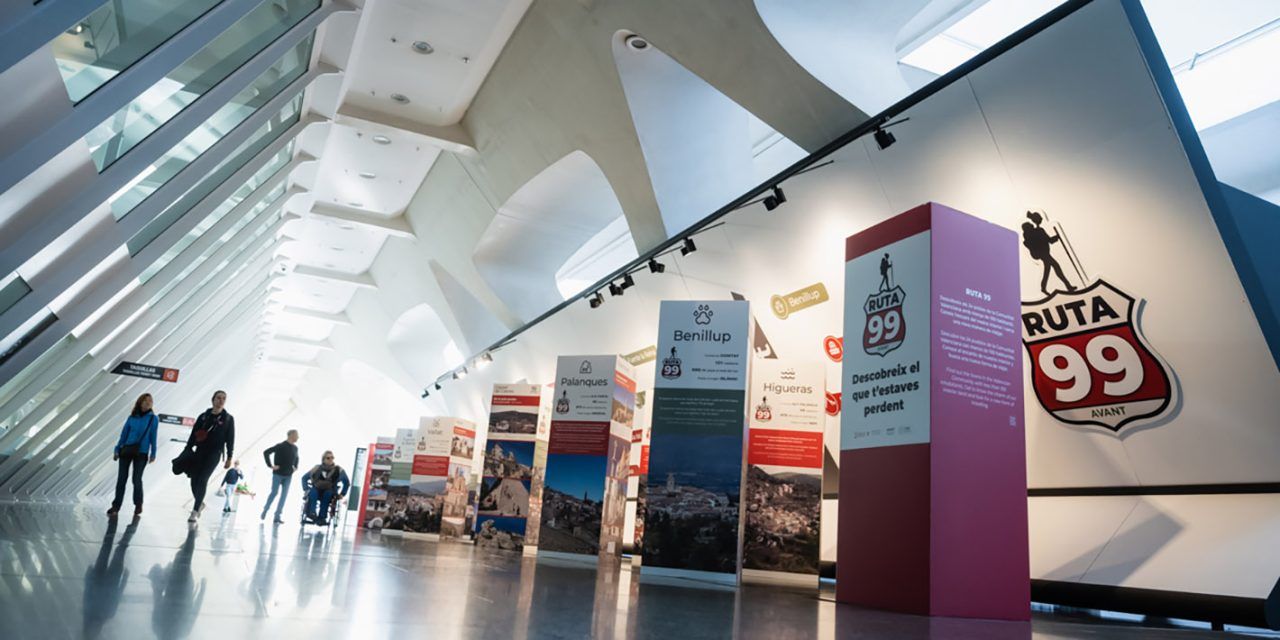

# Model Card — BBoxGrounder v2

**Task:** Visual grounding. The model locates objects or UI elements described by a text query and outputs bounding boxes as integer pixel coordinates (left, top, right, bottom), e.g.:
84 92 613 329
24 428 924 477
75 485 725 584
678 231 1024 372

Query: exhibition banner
742 359 824 583
393 417 475 537
359 438 395 528
524 384 554 548
384 428 417 532
642 300 750 582
629 389 652 551
539 355 634 559
838 203 1027 619
476 383 543 551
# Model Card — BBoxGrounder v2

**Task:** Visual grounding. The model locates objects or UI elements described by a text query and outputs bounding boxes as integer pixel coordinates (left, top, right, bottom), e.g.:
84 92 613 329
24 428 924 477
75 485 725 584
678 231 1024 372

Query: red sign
746 429 823 469
615 371 637 393
492 395 540 407
825 391 841 416
548 420 610 455
452 426 475 439
823 336 844 362
411 455 449 476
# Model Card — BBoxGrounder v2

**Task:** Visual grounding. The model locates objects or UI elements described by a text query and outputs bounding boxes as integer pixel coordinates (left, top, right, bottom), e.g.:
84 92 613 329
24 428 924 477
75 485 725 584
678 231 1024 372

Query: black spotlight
422 389 430 398
589 291 604 308
609 281 624 297
680 237 697 256
620 273 636 290
648 259 665 274
434 382 442 390
763 185 787 211
874 127 896 150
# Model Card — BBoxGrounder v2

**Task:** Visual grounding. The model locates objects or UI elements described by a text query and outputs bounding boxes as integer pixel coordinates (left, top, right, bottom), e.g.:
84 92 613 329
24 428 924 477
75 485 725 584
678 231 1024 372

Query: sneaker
134 505 143 517
107 507 119 518
197 502 206 515
260 510 267 521
273 515 285 524
223 507 231 513
187 510 198 523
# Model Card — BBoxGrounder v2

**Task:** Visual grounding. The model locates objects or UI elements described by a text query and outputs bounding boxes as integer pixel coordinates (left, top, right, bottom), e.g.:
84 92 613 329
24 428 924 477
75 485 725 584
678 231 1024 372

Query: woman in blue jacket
109 393 159 518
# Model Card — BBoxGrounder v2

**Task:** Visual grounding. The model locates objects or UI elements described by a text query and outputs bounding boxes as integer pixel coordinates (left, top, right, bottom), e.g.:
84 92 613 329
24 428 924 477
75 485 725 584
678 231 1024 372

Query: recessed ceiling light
330 246 345 251
359 171 376 179
625 34 649 51
348 201 363 208
412 41 434 54
390 93 410 104
372 135 391 145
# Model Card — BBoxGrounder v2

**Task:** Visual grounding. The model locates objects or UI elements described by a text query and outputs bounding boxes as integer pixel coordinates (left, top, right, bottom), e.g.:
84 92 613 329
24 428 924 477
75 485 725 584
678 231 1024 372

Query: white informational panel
841 230 932 451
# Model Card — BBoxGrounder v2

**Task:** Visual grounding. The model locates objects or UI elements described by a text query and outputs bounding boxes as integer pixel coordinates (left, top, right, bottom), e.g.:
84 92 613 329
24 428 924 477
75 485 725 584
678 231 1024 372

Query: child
221 460 244 513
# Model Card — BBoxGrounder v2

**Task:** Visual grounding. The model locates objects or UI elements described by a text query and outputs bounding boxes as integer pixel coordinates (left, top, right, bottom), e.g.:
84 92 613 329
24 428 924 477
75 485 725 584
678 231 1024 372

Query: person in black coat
183 390 234 523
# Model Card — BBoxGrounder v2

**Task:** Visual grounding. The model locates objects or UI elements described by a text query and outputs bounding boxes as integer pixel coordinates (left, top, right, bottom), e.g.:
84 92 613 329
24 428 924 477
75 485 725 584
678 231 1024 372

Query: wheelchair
299 483 343 528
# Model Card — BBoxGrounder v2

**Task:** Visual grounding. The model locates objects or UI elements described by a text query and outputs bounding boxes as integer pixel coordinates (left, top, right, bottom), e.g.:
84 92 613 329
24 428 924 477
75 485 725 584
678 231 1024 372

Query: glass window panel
109 35 310 222
138 149 291 284
0 272 32 316
84 0 319 170
126 89 303 256
52 0 223 104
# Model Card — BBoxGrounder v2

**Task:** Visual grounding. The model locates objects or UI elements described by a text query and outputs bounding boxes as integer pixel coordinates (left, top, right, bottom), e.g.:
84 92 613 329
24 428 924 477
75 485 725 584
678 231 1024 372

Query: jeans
306 488 335 522
262 474 291 519
111 455 147 509
222 482 236 510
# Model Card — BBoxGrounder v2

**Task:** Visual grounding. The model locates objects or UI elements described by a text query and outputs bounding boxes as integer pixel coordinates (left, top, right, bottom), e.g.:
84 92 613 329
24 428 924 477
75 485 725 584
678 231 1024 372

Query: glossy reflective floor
0 500 1261 639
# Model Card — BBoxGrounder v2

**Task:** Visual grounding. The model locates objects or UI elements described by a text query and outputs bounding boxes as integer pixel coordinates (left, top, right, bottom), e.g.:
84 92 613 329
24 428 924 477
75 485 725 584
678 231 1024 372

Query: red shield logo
823 336 843 362
825 391 841 416
863 286 906 356
1021 279 1173 431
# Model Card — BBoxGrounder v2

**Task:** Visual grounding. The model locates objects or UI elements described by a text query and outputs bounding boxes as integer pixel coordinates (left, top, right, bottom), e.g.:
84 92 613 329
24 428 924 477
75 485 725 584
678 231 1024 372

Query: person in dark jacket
183 390 234 523
108 393 159 518
221 460 243 514
301 451 350 526
260 429 299 524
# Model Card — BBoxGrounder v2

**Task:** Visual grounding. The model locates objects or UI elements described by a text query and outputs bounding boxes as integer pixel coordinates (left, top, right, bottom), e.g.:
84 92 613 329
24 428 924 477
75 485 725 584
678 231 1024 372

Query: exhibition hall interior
1 0 1279 638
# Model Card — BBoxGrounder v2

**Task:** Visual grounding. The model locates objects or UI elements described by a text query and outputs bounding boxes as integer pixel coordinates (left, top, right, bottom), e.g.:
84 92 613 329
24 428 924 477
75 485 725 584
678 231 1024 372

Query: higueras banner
643 300 750 581
743 359 824 583
476 384 543 551
383 428 417 533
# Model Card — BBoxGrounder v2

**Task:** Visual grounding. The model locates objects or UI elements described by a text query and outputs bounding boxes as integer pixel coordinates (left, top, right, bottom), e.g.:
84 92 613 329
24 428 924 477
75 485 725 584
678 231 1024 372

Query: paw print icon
693 304 714 325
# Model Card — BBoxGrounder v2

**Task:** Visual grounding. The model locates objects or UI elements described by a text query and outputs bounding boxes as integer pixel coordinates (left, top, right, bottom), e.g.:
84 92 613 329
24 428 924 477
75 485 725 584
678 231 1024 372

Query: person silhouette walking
1022 211 1076 295
878 253 892 291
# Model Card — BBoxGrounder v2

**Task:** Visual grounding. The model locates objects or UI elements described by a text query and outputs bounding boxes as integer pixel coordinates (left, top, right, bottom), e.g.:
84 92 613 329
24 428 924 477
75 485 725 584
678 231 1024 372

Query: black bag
171 447 196 476
120 415 156 459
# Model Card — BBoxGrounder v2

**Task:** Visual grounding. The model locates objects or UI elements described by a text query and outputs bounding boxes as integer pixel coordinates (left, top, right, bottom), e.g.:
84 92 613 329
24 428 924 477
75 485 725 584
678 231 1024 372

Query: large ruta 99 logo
1019 211 1175 432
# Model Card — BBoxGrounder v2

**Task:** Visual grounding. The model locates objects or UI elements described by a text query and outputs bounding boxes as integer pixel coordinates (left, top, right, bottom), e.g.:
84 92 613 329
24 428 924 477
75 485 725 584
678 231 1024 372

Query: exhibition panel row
352 0 1278 624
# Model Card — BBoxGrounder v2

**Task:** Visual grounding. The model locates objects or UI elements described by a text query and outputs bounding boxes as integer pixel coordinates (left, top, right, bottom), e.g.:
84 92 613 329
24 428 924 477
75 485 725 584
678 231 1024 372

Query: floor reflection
82 517 137 639
148 526 205 639
0 502 1254 639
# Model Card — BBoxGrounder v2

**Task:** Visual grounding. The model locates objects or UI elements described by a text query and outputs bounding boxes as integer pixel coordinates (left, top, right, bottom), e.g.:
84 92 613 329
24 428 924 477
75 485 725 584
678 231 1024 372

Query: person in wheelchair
301 451 349 526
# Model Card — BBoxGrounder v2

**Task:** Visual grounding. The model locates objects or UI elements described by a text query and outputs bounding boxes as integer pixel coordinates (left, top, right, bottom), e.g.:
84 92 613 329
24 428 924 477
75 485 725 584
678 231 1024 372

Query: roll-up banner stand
394 417 476 539
360 437 395 529
476 384 544 552
349 446 369 515
524 384 554 551
538 355 635 563
641 300 751 588
742 359 825 587
838 203 1027 619
382 428 417 536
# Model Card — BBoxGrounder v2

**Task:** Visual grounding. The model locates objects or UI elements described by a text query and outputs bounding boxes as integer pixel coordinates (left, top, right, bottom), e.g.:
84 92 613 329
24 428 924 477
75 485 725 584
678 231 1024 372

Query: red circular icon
825 391 841 416
823 336 844 362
